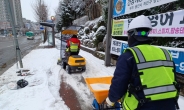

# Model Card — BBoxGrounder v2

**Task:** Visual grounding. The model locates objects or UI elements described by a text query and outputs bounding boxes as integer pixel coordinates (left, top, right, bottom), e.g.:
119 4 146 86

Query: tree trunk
90 4 94 20
93 4 96 19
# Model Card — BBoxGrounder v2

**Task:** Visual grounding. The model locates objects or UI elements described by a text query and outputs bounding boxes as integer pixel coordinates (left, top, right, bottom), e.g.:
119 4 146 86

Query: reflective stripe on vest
137 60 174 70
161 48 172 61
131 47 145 63
131 47 172 63
144 85 176 96
69 41 78 52
122 45 177 110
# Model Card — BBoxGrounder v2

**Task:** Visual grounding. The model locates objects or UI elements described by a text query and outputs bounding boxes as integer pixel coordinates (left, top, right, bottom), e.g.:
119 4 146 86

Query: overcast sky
20 0 60 22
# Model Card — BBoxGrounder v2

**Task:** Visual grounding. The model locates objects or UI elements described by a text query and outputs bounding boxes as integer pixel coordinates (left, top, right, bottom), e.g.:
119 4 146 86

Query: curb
80 46 105 61
80 46 117 65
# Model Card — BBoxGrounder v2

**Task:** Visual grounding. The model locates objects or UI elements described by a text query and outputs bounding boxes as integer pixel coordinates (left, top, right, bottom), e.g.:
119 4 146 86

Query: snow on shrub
93 26 106 48
84 27 90 34
92 24 98 32
78 29 84 39
89 31 95 39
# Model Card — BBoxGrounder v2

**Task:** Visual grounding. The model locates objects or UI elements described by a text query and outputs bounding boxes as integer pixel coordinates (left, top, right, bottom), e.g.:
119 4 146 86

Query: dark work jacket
108 42 177 110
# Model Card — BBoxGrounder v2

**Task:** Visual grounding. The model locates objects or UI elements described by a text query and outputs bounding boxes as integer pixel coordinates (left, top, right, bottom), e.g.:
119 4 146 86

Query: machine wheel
66 65 71 74
82 66 86 72
62 62 67 70
92 99 99 110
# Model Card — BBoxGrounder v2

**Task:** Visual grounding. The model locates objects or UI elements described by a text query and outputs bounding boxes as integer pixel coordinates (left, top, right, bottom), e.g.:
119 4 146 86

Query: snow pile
39 40 49 46
90 83 110 90
55 33 61 38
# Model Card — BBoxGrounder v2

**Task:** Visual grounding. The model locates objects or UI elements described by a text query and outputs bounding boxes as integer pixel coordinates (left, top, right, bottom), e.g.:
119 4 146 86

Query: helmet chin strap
129 29 150 37
128 29 136 37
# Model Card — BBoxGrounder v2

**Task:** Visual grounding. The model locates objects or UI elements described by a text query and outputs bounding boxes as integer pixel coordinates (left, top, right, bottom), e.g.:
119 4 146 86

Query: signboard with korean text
156 46 184 74
110 38 128 56
113 0 177 17
169 50 184 74
110 38 184 74
121 41 129 53
112 10 184 37
110 38 123 56
112 19 124 36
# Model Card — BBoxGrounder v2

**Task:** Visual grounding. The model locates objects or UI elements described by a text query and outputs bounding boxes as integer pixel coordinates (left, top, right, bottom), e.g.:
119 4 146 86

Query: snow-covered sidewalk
0 39 183 110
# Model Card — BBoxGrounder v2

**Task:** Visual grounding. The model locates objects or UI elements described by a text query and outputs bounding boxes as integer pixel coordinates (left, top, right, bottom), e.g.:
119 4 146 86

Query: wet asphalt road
0 36 42 75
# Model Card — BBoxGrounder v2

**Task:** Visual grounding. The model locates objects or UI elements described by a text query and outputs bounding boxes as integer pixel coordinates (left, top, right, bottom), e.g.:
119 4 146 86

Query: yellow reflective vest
122 45 178 110
66 41 79 52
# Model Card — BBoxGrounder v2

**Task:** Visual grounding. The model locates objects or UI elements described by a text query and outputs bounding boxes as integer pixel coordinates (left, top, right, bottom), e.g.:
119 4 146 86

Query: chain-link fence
176 73 184 96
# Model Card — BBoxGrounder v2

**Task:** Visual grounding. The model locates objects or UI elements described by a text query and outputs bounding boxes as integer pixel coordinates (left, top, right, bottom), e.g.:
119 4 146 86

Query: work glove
105 97 115 108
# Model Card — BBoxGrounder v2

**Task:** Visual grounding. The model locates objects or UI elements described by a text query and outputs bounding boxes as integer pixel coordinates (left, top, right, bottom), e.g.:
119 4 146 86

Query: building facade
11 0 23 28
0 0 9 22
0 0 23 34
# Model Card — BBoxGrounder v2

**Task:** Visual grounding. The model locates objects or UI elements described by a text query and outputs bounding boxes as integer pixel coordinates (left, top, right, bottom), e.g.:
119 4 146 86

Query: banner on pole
112 19 124 36
110 38 184 74
112 10 184 37
113 0 177 17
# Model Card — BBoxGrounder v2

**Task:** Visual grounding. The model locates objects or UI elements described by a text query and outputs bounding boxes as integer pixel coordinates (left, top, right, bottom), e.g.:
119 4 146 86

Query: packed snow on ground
0 38 184 110
0 39 69 110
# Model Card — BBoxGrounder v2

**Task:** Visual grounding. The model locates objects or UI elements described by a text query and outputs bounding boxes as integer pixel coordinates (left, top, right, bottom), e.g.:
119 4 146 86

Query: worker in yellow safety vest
65 35 80 60
105 15 180 110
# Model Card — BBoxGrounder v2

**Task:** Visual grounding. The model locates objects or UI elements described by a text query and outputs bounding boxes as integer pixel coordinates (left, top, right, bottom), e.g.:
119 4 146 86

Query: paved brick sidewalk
59 75 82 110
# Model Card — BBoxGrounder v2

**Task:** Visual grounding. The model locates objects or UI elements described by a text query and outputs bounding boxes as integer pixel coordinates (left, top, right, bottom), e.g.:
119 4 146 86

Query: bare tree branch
31 0 49 22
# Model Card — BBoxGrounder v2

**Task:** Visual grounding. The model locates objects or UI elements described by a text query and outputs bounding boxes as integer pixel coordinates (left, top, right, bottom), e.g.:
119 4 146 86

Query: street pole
52 26 55 47
4 22 7 37
51 16 55 47
5 22 7 37
105 0 113 66
5 0 23 68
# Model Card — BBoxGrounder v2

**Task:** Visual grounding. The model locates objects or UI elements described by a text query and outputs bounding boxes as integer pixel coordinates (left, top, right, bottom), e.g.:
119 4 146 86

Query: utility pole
105 0 113 66
5 0 23 68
